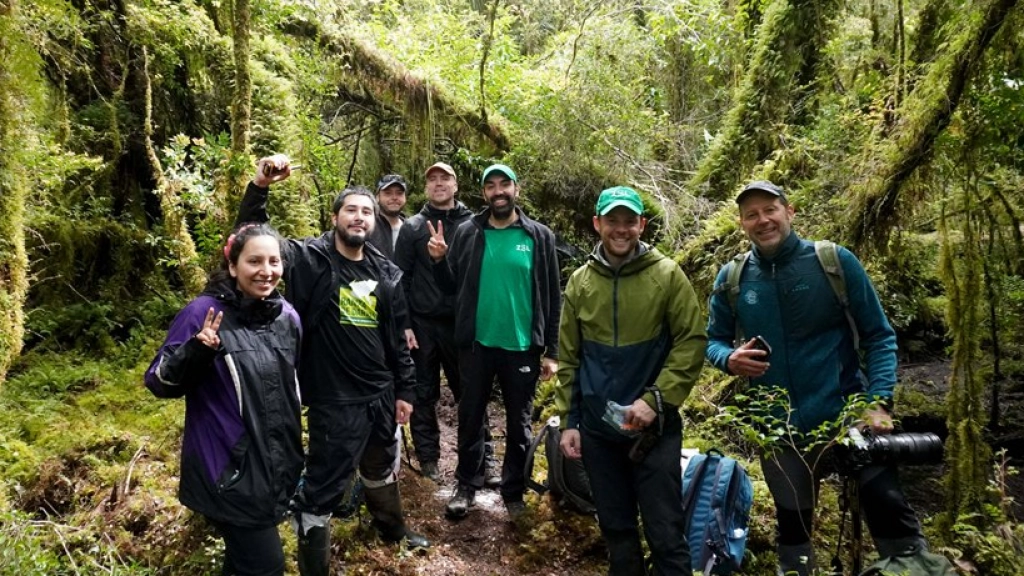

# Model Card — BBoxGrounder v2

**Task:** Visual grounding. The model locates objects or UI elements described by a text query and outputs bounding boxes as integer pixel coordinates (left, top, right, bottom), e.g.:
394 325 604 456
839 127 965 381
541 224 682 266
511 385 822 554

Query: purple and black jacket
145 281 303 528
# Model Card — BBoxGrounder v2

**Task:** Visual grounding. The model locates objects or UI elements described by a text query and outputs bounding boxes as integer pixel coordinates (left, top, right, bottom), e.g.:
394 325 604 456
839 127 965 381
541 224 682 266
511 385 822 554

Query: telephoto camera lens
866 432 944 467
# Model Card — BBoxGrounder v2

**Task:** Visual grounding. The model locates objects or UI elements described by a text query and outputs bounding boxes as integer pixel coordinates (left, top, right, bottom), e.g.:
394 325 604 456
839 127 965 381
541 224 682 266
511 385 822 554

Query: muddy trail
330 387 606 576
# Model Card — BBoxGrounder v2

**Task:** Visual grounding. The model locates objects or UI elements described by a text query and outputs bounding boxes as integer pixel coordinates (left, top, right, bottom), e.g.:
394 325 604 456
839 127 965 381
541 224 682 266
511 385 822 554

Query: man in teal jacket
556 186 706 576
705 180 926 576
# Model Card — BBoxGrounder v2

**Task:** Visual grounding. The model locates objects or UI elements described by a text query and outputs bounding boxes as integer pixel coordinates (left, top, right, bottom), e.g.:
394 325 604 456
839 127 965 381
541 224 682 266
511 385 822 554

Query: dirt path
334 389 606 575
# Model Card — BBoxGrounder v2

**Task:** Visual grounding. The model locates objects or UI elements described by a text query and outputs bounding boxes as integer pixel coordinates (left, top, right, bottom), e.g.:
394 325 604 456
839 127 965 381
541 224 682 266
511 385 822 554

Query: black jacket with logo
236 182 416 405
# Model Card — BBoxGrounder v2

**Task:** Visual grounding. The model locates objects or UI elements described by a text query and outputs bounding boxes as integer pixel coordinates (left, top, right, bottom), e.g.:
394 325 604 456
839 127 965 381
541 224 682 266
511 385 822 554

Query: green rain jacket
555 243 706 441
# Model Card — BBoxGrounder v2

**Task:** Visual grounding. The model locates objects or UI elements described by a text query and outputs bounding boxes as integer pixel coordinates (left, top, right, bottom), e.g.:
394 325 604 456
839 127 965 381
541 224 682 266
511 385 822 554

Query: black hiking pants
581 410 690 576
762 444 923 548
409 314 461 464
292 390 399 515
210 519 285 576
455 344 538 502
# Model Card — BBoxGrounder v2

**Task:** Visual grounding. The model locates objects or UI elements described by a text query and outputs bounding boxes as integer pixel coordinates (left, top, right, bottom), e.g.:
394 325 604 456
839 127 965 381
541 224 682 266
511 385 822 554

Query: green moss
689 0 844 200
0 0 43 384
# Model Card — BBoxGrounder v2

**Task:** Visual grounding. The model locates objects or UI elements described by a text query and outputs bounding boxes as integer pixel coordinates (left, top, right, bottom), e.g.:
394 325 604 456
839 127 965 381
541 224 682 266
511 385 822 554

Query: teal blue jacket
556 244 706 440
705 232 898 432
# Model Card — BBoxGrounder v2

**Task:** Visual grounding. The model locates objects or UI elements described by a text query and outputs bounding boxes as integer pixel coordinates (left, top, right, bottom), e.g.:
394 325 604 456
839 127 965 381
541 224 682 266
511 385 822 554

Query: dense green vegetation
2 0 1024 573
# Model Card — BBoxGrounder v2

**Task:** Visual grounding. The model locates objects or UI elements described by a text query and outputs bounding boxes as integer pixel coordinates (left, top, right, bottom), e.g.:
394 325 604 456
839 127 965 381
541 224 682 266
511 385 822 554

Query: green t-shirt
476 226 535 351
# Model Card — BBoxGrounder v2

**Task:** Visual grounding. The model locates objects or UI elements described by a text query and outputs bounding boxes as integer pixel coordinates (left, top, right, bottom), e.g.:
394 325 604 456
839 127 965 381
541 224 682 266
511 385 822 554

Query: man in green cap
426 163 561 521
556 186 706 575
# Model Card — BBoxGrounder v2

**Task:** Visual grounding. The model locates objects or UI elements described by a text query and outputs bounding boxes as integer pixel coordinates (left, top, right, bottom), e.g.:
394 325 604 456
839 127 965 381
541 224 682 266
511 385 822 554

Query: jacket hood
586 242 660 277
201 277 284 327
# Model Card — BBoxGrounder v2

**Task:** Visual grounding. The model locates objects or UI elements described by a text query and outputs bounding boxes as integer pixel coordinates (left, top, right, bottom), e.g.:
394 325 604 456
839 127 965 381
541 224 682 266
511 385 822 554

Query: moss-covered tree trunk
225 0 253 214
231 0 251 156
141 47 205 295
938 196 991 535
688 0 844 200
847 0 1019 247
0 0 33 383
909 0 953 76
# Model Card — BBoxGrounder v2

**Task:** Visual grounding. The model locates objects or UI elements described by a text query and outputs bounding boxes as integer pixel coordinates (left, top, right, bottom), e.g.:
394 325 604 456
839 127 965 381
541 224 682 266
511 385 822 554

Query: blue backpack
681 449 754 575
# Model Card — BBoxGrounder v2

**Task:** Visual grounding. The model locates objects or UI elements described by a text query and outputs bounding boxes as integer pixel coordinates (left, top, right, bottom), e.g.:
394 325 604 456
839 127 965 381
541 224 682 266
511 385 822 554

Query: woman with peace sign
145 223 303 576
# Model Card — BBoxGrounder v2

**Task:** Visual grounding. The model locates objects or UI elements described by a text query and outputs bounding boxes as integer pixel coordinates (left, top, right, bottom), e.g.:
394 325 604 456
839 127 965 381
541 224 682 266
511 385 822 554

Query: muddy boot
296 523 330 576
777 542 814 576
363 483 430 549
445 484 476 519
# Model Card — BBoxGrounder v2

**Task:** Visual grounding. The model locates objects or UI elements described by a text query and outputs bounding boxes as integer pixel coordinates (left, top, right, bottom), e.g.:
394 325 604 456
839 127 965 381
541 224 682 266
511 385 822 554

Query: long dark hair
207 223 284 288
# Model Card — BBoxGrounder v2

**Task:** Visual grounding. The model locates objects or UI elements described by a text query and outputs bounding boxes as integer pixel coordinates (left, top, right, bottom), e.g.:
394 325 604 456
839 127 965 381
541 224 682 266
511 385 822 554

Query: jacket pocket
216 433 252 493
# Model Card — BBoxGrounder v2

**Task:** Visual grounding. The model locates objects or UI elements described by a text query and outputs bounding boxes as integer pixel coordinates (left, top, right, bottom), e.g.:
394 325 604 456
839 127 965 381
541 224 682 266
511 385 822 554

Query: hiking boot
419 461 440 483
505 500 527 522
445 485 476 519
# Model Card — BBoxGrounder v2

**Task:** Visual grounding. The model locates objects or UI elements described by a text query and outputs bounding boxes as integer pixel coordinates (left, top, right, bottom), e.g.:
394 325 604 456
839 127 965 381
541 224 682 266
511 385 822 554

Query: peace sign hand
426 220 448 261
195 307 224 349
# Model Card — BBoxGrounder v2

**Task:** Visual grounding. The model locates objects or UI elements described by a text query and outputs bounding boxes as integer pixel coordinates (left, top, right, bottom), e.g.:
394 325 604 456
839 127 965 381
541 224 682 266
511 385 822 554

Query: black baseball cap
736 180 786 205
376 174 408 193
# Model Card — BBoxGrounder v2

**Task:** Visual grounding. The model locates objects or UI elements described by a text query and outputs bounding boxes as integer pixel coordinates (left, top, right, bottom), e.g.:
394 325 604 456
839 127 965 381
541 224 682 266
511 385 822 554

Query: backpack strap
681 452 714 525
814 240 860 351
712 252 751 344
525 416 557 494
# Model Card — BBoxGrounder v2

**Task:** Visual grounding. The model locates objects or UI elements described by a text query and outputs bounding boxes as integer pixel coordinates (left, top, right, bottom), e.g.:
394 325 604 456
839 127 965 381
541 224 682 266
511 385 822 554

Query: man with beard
237 156 429 576
426 163 561 521
368 174 408 261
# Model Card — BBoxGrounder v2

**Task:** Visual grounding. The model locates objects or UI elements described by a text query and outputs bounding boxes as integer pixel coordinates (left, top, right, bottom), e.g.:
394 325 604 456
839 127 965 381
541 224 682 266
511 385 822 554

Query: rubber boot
296 524 330 576
363 482 430 549
777 542 814 576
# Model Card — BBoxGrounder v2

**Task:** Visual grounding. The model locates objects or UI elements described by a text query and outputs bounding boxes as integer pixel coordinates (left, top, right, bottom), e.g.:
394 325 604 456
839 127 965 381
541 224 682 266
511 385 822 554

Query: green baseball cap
481 164 517 185
596 186 644 216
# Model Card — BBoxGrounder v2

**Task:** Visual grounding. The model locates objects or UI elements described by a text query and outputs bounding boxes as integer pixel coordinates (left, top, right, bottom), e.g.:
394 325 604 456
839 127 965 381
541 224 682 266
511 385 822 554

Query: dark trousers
581 411 690 576
210 520 285 576
292 390 399 515
409 315 461 463
455 345 538 501
761 444 923 545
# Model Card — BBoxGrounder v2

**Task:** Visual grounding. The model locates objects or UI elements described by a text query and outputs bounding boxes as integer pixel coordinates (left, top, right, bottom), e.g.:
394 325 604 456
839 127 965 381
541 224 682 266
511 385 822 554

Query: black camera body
837 427 944 472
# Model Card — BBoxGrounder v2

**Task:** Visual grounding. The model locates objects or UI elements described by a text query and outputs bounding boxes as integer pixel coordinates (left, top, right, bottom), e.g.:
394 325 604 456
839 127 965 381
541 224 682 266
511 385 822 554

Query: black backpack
525 416 596 514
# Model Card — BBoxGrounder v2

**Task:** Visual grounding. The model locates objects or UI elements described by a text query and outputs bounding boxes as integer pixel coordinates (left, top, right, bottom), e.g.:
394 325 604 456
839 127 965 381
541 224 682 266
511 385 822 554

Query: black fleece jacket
395 201 474 319
236 182 416 405
433 206 561 359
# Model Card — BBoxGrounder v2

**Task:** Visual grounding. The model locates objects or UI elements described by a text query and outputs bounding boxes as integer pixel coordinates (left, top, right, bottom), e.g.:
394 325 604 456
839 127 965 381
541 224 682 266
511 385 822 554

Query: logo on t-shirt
338 279 378 327
515 244 531 253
